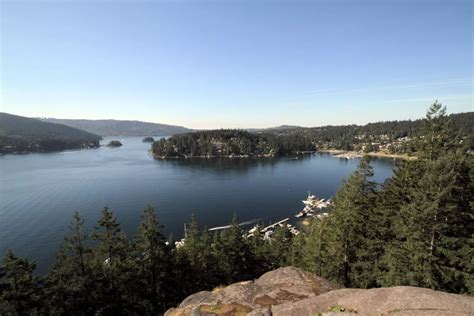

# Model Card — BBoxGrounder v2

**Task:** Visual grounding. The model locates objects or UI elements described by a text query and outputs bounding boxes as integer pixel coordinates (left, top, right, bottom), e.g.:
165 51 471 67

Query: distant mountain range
40 118 193 137
0 113 102 154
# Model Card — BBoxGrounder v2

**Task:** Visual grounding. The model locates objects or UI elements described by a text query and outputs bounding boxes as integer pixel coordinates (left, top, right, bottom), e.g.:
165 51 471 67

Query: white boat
248 225 259 234
295 211 305 218
302 193 318 205
295 192 332 218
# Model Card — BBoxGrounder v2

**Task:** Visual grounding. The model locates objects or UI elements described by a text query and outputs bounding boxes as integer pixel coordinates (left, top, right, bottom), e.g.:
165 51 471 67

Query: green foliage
303 157 381 288
0 250 41 315
298 102 474 293
416 101 456 160
267 224 295 268
45 212 95 314
133 205 173 313
180 215 220 291
383 152 473 293
212 214 256 284
152 129 315 158
90 207 133 314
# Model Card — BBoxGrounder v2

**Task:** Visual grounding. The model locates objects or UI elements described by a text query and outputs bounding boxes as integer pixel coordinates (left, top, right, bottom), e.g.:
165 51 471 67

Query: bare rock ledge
165 267 474 316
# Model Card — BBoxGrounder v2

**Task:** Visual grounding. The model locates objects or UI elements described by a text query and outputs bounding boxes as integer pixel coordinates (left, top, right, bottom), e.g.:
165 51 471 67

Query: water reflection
156 155 312 173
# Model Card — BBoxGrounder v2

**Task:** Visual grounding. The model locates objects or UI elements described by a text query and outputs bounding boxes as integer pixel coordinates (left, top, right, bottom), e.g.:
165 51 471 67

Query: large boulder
165 267 336 316
165 267 474 316
272 286 474 316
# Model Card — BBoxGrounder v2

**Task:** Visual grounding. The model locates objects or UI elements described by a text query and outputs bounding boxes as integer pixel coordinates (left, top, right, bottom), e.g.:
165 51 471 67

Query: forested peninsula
0 113 102 155
152 129 315 158
1 103 473 315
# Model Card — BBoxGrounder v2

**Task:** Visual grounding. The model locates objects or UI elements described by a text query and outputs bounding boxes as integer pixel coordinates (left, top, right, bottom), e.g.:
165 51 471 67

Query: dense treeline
0 208 286 315
300 104 473 292
1 103 472 315
151 111 474 158
152 129 315 158
0 113 102 154
271 111 474 153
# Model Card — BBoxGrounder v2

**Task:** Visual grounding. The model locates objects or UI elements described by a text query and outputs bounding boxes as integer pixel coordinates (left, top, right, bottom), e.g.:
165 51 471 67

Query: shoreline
317 149 417 161
152 149 416 161
153 151 317 160
0 145 101 157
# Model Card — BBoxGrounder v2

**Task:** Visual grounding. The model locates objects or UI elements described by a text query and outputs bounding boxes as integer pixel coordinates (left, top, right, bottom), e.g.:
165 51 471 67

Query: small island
106 140 123 147
152 129 315 159
142 137 155 143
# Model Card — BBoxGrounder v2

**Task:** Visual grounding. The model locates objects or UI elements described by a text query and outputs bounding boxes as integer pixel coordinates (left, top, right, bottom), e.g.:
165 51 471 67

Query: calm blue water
0 137 395 273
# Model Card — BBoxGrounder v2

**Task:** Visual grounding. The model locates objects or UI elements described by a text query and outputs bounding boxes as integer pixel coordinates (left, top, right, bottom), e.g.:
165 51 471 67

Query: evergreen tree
288 232 305 268
133 205 173 313
301 217 331 278
178 215 220 292
46 212 94 314
387 153 473 293
91 206 131 314
268 223 293 267
248 225 272 274
181 214 200 268
313 157 380 287
213 214 254 283
379 159 427 286
0 265 5 315
197 227 220 286
417 101 456 161
384 103 473 293
92 207 128 264
0 250 41 315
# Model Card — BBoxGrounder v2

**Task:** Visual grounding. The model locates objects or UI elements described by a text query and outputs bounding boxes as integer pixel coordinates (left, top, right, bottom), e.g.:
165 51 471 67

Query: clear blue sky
1 0 472 128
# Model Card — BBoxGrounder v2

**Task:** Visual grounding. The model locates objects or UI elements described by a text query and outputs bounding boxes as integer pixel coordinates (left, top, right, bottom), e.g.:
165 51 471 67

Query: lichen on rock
165 267 474 316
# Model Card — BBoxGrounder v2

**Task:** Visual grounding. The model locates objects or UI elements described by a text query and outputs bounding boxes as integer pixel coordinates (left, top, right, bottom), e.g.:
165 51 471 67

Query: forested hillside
41 118 192 137
152 112 473 159
0 113 102 154
1 103 472 315
152 129 315 158
268 111 474 153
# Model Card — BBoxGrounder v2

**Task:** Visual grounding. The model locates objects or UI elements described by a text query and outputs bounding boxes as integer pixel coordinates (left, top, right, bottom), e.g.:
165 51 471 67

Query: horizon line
2 110 472 131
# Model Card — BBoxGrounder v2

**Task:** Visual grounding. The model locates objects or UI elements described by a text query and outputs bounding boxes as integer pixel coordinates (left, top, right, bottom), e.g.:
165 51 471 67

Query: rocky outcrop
165 267 336 316
272 286 474 316
165 267 474 316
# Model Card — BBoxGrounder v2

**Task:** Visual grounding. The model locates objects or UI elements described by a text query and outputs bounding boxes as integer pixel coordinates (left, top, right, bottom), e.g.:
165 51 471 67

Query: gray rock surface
273 286 474 316
165 267 474 316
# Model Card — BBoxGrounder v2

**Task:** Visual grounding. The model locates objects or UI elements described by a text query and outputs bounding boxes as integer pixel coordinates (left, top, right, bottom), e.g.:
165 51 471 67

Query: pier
176 193 331 247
